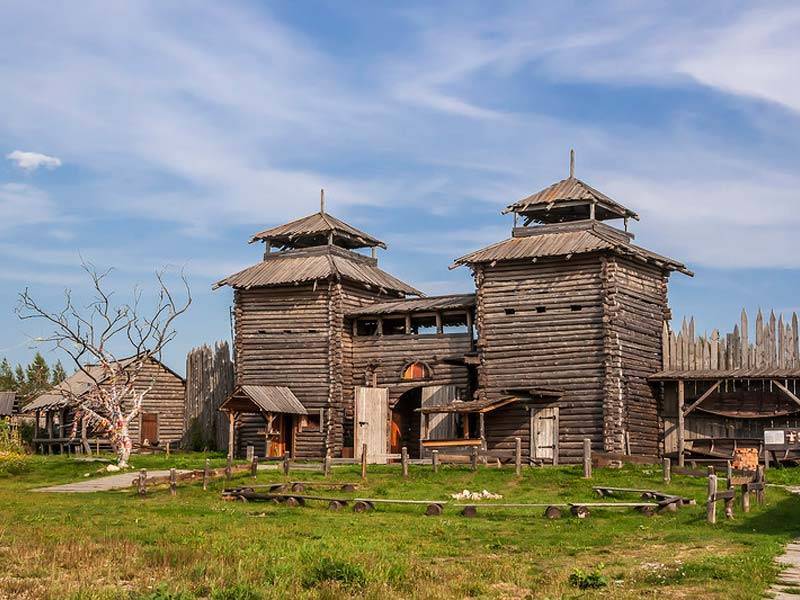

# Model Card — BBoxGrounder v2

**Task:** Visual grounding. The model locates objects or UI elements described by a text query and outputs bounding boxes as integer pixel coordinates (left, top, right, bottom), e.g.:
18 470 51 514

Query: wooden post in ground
514 437 522 476
138 469 147 497
251 455 258 478
726 460 733 481
401 447 409 479
470 447 478 471
246 445 254 462
323 452 332 477
707 468 717 524
227 411 235 463
663 457 671 484
677 380 685 467
169 468 177 496
724 475 734 519
432 450 439 473
756 465 765 504
203 458 210 491
225 454 232 481
741 482 751 513
166 441 170 457
583 438 592 479
282 454 290 476
361 443 368 480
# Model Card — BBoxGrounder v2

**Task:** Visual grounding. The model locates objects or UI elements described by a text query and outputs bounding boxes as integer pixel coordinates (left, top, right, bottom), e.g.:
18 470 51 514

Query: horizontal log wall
603 256 669 456
351 332 472 406
475 256 606 462
234 285 329 458
484 403 531 455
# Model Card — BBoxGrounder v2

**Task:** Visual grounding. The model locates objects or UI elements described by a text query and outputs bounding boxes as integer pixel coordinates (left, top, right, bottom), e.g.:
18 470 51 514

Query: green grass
1 454 798 599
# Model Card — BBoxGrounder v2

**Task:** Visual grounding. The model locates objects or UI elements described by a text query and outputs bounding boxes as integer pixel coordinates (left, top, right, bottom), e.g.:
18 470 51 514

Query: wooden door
141 413 158 445
421 385 458 440
354 387 389 464
530 407 558 464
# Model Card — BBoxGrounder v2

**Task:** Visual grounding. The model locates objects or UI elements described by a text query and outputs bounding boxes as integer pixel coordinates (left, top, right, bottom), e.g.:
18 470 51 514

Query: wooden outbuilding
24 356 186 455
0 392 17 418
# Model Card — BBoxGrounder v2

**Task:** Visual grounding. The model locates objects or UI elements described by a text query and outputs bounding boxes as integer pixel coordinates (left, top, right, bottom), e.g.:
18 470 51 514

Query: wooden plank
354 386 389 464
683 380 723 415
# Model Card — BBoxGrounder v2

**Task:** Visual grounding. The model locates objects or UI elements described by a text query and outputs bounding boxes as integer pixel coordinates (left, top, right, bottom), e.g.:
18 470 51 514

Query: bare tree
17 263 191 467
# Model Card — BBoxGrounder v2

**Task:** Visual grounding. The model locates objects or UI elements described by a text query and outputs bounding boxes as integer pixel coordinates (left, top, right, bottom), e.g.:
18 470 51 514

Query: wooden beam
677 380 685 467
684 380 723 415
773 380 800 408
227 411 235 461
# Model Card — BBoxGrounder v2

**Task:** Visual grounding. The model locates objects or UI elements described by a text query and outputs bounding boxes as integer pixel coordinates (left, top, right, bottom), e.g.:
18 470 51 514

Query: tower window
504 308 516 316
570 305 582 312
356 319 378 336
536 306 547 314
402 361 431 380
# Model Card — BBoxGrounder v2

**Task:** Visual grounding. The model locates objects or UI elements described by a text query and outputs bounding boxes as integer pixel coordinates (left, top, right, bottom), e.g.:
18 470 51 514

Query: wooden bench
352 498 448 515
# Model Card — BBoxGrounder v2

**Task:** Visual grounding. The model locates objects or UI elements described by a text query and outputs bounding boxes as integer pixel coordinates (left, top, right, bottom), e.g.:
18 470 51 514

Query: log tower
453 153 692 462
215 192 420 458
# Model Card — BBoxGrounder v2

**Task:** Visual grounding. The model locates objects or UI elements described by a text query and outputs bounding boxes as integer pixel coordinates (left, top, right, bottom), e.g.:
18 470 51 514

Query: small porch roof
417 388 561 414
219 385 308 415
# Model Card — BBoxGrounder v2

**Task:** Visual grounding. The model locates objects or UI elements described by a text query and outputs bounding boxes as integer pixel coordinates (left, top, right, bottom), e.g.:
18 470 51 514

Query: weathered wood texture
661 309 800 373
126 358 187 446
473 254 669 462
184 341 234 450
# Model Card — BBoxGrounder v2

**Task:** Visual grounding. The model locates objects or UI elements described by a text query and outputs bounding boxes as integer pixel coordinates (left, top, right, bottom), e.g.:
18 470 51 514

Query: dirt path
767 487 800 598
32 469 189 493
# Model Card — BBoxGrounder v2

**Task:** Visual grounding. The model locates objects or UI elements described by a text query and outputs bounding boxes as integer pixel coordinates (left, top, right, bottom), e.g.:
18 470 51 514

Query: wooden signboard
764 428 800 450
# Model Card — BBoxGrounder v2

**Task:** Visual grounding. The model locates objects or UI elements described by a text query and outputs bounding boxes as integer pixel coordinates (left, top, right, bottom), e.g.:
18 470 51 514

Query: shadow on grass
731 494 800 539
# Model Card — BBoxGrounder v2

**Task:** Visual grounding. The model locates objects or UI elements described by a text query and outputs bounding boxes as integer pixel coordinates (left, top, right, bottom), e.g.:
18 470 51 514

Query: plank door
354 386 389 464
530 407 558 464
421 385 458 440
140 413 158 445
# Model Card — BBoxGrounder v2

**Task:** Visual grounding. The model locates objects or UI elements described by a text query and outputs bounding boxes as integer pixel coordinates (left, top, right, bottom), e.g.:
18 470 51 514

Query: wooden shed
0 392 17 418
24 356 186 455
214 195 421 458
452 153 692 463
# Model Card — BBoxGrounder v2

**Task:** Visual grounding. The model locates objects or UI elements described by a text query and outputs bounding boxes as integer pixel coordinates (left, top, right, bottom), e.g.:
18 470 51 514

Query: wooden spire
320 188 325 214
569 149 575 178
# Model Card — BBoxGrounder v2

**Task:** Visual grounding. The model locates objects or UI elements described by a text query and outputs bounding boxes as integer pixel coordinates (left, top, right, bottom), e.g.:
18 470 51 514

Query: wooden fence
663 309 800 371
184 341 235 450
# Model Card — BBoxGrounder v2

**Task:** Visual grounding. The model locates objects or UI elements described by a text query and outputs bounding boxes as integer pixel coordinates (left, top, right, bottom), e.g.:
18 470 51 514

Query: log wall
474 256 606 462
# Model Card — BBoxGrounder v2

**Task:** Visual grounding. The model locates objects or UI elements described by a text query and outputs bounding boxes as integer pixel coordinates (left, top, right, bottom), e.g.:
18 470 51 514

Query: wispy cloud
5 150 62 172
0 183 58 229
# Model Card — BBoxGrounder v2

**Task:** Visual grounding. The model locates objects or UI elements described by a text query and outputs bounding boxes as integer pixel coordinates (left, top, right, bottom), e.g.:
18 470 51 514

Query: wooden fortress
216 158 699 463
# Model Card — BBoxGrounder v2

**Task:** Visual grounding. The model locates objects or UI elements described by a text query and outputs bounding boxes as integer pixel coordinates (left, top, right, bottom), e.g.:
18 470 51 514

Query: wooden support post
169 468 177 496
726 460 732 481
514 437 522 476
225 454 232 481
227 411 235 461
677 380 685 467
470 447 478 471
707 467 717 524
432 450 439 473
166 441 170 457
323 452 332 477
251 455 258 478
246 445 254 462
361 443 368 480
401 446 409 478
138 469 147 497
583 438 592 479
282 454 290 476
724 476 734 520
756 465 765 504
741 483 750 513
663 457 671 484
203 458 210 491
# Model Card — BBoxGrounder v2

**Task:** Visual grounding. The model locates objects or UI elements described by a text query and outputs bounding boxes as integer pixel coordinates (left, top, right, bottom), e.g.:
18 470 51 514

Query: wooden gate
421 385 458 440
355 387 389 464
529 407 559 464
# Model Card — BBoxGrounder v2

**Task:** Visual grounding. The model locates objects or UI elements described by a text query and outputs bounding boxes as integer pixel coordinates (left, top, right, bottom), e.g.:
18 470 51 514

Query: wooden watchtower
214 192 420 458
453 153 692 462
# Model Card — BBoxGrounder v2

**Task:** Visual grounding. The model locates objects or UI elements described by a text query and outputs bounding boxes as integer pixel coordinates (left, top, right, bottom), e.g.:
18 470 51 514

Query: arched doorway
391 388 422 458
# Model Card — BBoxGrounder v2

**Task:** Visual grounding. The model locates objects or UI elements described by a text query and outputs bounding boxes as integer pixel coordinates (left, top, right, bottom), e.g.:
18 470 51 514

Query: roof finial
569 149 575 178
320 188 325 214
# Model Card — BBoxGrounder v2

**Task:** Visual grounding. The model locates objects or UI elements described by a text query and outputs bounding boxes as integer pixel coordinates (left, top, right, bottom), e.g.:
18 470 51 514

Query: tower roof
250 211 386 250
503 176 639 222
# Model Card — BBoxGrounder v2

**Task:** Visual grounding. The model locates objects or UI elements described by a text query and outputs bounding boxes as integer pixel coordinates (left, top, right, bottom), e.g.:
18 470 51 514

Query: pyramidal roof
503 176 638 221
250 211 386 250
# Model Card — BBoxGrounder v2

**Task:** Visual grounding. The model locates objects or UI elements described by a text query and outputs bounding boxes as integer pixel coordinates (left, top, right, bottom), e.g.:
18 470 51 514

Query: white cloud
6 150 62 172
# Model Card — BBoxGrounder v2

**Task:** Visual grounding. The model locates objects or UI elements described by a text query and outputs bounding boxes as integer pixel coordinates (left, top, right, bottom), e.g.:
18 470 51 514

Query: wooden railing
662 309 800 371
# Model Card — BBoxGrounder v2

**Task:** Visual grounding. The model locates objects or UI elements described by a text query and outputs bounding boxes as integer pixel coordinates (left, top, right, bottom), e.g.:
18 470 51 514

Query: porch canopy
219 385 307 459
416 388 561 451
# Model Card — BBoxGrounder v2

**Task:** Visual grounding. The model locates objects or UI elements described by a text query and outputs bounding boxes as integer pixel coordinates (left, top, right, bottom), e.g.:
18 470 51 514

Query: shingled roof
503 176 639 222
452 220 692 275
346 294 475 317
214 244 422 296
250 211 386 250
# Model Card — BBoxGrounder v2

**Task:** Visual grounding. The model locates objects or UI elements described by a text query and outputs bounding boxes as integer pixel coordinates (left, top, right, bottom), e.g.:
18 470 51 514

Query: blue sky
1 1 799 374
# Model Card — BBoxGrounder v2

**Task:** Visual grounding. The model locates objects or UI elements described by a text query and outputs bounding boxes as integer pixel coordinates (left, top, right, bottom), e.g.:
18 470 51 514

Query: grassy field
1 454 799 599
